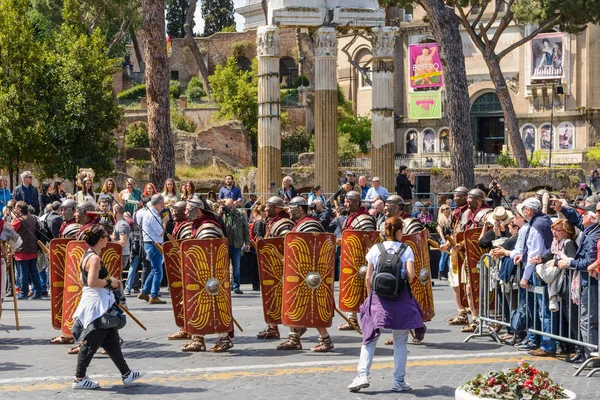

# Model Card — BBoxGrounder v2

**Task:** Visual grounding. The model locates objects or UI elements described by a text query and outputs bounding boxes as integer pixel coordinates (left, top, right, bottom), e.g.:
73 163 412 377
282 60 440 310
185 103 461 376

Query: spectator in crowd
250 204 267 241
372 199 385 229
333 181 354 208
13 171 40 216
308 185 327 206
97 199 116 235
416 201 433 225
579 183 592 198
488 179 507 208
76 178 97 209
181 181 195 202
276 176 298 203
436 204 452 279
0 176 13 215
220 198 250 294
138 194 166 304
44 201 64 240
395 166 414 203
111 204 131 290
39 183 55 214
340 171 357 186
243 194 258 220
12 201 43 300
120 178 141 216
125 196 150 295
51 180 67 202
142 183 158 198
357 175 370 200
365 177 390 203
99 179 121 208
313 199 332 232
218 175 243 202
161 178 179 207
591 169 600 193
412 202 423 218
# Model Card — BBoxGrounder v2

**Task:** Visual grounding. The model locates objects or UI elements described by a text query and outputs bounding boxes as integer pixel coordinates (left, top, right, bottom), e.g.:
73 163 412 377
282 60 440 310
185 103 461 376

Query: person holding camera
71 224 144 389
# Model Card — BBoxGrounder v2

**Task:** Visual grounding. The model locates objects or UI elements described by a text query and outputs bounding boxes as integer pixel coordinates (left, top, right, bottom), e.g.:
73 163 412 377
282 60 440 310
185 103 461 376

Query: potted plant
455 362 576 400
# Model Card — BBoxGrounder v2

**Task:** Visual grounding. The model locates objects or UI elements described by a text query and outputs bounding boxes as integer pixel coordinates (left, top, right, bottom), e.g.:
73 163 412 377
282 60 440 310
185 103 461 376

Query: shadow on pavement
422 341 505 351
122 340 169 349
122 350 194 359
0 361 31 371
99 384 207 395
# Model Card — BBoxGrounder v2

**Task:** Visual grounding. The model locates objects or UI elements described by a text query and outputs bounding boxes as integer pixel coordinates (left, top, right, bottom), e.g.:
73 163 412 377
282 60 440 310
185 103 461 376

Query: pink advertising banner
409 43 443 89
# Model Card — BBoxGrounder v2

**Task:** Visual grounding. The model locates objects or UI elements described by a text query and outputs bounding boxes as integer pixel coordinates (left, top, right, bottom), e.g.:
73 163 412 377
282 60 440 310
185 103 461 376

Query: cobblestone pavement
0 280 597 399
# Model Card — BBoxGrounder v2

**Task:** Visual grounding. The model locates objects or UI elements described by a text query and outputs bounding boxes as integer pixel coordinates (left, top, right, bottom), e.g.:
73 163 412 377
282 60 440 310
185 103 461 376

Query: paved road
0 280 596 399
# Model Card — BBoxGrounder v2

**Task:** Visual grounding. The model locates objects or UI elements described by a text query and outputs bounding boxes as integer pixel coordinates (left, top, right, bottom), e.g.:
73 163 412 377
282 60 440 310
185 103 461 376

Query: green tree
29 0 64 41
0 0 46 187
166 0 190 38
209 57 259 150
201 0 235 37
337 90 371 153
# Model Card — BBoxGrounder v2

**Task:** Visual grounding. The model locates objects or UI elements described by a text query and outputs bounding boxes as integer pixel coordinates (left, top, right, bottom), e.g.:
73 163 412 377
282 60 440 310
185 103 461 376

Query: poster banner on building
409 44 443 89
408 92 442 120
530 32 566 80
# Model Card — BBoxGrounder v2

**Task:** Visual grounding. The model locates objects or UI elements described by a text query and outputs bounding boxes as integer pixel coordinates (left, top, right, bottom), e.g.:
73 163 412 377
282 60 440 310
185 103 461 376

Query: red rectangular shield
339 230 381 312
402 229 435 322
164 240 184 328
49 238 73 330
180 238 232 335
282 232 336 328
256 237 284 324
455 231 469 309
464 227 495 311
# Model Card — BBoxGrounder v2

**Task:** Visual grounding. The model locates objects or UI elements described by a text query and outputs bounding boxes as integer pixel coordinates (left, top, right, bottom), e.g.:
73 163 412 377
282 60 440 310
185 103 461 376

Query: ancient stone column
370 27 398 192
256 25 281 194
314 27 338 193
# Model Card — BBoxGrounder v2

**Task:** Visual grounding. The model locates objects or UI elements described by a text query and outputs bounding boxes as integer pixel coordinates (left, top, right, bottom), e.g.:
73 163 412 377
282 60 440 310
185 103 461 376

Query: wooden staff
7 246 19 330
153 242 164 256
232 316 244 332
118 304 146 330
335 307 362 335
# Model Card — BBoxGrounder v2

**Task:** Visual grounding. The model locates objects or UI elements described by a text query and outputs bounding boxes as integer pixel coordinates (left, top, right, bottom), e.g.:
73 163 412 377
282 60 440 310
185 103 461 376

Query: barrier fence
466 252 600 378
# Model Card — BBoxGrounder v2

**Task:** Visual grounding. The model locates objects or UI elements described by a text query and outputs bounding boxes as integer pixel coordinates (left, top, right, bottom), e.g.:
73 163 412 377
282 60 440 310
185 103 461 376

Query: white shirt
366 241 415 265
510 222 549 280
142 207 164 244
365 186 390 202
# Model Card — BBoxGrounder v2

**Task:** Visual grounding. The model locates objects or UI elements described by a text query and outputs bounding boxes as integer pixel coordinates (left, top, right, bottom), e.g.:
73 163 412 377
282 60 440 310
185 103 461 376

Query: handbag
510 303 530 334
95 302 126 330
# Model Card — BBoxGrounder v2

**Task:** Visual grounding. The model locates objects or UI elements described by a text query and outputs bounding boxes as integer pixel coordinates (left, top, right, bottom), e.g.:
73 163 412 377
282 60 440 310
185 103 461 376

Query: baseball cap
580 183 587 189
345 171 356 176
516 197 541 215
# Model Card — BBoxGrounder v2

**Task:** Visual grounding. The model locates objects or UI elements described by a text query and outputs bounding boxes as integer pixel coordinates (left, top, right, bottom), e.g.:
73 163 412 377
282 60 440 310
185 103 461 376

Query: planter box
455 388 576 400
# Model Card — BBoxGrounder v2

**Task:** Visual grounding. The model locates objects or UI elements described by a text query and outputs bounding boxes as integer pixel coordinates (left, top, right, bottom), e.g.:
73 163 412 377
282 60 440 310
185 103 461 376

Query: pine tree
166 0 190 38
201 0 235 37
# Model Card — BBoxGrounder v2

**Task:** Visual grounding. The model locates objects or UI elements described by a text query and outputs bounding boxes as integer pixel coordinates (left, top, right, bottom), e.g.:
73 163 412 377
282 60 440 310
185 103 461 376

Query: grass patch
175 164 235 180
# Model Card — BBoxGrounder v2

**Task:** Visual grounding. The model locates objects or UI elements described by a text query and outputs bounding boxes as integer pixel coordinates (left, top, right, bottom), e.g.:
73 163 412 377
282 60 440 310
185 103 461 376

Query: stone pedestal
256 25 281 194
314 27 338 193
370 27 398 192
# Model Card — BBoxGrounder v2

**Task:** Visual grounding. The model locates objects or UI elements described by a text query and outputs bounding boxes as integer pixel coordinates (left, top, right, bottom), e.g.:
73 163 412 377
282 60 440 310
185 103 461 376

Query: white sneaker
72 376 100 390
348 375 370 392
549 298 559 312
391 380 412 392
122 370 146 387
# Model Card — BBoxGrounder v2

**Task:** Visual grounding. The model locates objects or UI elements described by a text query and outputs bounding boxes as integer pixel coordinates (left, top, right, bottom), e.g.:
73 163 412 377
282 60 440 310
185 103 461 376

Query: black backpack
372 243 410 299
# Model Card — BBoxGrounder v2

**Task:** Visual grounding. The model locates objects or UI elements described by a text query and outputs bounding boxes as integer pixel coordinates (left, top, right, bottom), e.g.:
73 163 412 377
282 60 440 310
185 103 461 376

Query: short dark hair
16 201 29 215
399 165 408 173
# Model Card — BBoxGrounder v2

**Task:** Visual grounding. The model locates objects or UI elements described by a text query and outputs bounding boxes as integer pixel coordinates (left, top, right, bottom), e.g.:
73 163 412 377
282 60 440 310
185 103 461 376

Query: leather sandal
210 337 233 353
338 316 359 331
277 335 302 350
447 311 469 326
311 335 334 352
461 320 479 333
256 325 280 339
68 344 81 355
50 335 75 345
181 337 206 352
168 330 191 340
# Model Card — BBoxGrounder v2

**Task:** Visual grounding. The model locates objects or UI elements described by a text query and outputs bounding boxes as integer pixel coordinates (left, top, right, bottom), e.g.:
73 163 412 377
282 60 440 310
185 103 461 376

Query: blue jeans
439 250 448 272
519 285 537 344
39 268 48 293
126 254 141 291
230 247 241 290
142 243 164 298
18 258 42 297
357 330 410 383
533 276 558 352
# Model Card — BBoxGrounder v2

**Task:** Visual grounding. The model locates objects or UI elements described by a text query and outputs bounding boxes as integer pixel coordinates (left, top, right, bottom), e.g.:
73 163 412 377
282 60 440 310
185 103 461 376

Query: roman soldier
171 201 191 239
255 196 294 340
277 197 334 352
75 202 98 240
59 199 80 239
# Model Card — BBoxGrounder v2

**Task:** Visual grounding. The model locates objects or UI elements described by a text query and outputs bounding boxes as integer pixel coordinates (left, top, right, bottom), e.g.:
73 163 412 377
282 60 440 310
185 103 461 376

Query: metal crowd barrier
465 253 600 378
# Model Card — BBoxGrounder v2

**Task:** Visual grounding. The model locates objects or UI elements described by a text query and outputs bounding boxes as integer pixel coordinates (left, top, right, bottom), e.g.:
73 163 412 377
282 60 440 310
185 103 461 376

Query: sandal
461 320 479 333
277 334 302 350
168 330 191 340
384 337 394 345
256 325 280 339
447 312 469 326
68 344 81 355
50 335 75 345
311 335 334 353
181 336 206 352
210 337 233 353
412 326 427 344
338 316 359 331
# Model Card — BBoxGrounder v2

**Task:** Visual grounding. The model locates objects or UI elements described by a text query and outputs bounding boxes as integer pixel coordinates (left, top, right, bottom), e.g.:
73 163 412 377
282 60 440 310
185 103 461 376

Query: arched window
438 127 450 152
355 48 372 89
405 130 418 154
422 128 436 153
520 124 537 153
279 57 298 88
236 56 252 72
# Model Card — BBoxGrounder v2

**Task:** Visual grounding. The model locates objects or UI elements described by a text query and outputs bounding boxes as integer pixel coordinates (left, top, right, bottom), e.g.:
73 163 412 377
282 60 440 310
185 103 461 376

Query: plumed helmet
295 220 325 233
453 186 469 195
386 195 405 205
345 191 362 201
350 214 376 231
62 223 82 239
288 196 308 207
267 196 285 208
468 188 486 199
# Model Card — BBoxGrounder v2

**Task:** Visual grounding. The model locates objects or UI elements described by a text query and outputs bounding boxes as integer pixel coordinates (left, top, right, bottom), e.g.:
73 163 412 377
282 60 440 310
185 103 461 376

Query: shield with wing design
164 241 185 328
181 238 232 335
464 227 495 311
454 231 469 309
61 242 122 336
402 229 435 322
49 238 73 330
256 237 284 324
339 230 382 312
282 232 336 328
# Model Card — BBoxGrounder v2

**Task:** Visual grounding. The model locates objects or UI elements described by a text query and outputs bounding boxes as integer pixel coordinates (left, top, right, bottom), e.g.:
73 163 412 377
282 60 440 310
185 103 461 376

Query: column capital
371 26 399 59
315 27 337 57
257 25 280 57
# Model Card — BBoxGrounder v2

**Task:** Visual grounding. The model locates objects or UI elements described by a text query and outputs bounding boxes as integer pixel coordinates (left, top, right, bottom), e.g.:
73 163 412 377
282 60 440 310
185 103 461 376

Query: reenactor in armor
339 191 376 331
440 186 471 326
171 201 191 239
256 196 294 340
277 197 334 352
59 199 80 238
179 197 232 352
75 202 98 240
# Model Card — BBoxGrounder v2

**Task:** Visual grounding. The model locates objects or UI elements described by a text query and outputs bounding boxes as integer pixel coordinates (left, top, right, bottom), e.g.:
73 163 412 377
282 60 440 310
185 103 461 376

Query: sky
193 0 247 35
